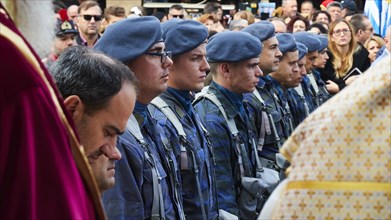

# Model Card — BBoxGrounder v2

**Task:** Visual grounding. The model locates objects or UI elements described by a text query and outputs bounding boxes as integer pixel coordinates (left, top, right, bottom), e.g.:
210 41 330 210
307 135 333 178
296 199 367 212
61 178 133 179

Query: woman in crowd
364 35 386 63
233 10 255 25
320 19 371 94
197 13 216 32
287 15 310 33
312 10 331 27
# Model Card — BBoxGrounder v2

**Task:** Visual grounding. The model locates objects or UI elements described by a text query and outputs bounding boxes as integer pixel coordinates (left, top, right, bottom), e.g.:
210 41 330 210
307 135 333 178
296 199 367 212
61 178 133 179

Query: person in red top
0 2 104 219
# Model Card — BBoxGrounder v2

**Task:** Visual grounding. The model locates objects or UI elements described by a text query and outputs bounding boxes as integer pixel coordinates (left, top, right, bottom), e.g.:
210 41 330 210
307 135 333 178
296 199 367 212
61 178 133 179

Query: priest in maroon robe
0 2 105 219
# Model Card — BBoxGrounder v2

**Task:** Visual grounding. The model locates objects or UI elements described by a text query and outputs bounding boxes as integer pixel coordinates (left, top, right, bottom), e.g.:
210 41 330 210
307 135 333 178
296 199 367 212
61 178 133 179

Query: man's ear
221 63 231 79
64 95 84 122
357 29 363 37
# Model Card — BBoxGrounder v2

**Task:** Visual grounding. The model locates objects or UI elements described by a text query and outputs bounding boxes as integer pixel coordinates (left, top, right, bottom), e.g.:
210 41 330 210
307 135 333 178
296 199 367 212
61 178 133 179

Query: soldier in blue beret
285 42 314 128
94 16 184 220
149 19 218 220
264 33 298 160
194 31 263 219
293 32 323 110
312 34 332 105
241 21 282 75
242 21 291 168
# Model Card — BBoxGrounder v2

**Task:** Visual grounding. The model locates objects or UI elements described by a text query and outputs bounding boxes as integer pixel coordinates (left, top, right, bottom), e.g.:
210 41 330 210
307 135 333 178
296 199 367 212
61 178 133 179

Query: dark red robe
0 4 105 219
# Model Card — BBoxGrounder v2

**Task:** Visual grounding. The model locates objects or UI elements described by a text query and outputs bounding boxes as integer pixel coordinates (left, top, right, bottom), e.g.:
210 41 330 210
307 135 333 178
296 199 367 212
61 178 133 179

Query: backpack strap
199 91 253 178
253 89 282 151
127 115 165 220
150 96 207 220
293 85 310 117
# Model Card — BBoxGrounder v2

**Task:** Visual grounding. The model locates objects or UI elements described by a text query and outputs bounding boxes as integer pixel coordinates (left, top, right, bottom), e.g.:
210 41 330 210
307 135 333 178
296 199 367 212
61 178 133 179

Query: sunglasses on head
82 15 102 21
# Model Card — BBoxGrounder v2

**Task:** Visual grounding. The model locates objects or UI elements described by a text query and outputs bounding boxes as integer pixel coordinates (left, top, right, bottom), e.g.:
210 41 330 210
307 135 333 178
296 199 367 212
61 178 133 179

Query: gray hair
50 46 137 114
230 19 248 31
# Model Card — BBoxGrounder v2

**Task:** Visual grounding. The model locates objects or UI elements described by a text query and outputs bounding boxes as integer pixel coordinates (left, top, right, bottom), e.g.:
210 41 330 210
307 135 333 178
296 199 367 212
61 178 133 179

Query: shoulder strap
127 115 165 220
307 73 319 94
150 97 189 170
252 89 272 151
293 85 310 117
150 97 207 220
200 91 254 177
203 92 239 136
151 97 186 137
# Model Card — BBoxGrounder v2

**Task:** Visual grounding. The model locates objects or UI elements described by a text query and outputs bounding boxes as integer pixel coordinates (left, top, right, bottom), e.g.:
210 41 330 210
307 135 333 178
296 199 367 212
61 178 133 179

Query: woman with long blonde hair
320 19 371 94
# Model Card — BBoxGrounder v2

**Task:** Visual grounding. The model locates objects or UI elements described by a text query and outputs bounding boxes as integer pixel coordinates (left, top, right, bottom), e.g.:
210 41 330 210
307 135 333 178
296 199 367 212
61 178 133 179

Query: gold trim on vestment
287 180 391 192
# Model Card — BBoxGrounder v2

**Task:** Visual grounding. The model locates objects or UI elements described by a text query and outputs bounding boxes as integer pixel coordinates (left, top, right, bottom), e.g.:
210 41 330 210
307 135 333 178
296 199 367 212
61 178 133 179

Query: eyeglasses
333 28 351 36
82 15 102 21
171 14 184 18
145 51 172 63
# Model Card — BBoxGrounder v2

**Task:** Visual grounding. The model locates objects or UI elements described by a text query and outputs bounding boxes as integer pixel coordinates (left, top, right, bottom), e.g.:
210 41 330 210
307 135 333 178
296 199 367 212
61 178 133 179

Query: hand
345 75 360 85
326 80 339 94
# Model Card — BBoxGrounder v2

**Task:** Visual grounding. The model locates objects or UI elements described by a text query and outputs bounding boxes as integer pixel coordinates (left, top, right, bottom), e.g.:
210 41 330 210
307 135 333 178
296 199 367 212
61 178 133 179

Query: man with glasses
76 0 102 47
350 14 374 45
168 4 185 20
95 16 183 220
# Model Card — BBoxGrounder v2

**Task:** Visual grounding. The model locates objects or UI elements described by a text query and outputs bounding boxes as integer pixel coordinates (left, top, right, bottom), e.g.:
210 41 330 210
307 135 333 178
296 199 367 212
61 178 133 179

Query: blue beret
163 20 208 56
94 16 162 63
276 33 297 54
293 32 322 52
297 42 308 60
161 18 182 34
317 34 328 51
206 31 262 62
241 21 275 42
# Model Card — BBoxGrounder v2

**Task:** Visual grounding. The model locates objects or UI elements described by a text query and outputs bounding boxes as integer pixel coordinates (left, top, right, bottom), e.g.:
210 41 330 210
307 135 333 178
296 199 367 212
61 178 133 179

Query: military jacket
194 82 257 216
301 76 317 112
102 108 179 220
266 75 294 140
244 77 287 159
312 69 331 106
286 87 310 128
150 89 218 220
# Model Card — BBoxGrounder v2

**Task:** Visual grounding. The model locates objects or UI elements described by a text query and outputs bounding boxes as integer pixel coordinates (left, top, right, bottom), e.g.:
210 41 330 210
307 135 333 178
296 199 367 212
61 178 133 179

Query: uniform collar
167 87 192 116
210 81 245 119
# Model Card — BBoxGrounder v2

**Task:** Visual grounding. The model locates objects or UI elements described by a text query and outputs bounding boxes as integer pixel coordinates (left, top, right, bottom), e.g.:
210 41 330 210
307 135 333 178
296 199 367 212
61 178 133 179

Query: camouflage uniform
311 69 331 106
287 76 317 128
102 104 182 220
244 77 288 159
266 75 294 140
194 82 257 216
150 88 218 220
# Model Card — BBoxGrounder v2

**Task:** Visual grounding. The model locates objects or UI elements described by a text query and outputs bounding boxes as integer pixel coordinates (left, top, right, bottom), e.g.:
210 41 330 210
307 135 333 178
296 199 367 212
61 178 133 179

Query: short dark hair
312 10 331 23
50 46 137 114
104 6 126 20
204 2 222 14
349 14 369 34
309 22 328 34
170 4 184 11
286 15 310 32
78 0 101 14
